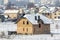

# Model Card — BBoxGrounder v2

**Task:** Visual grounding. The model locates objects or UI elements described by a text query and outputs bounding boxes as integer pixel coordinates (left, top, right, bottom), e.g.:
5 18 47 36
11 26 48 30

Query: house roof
39 7 56 13
16 13 52 24
4 10 19 14
39 7 51 13
24 13 52 24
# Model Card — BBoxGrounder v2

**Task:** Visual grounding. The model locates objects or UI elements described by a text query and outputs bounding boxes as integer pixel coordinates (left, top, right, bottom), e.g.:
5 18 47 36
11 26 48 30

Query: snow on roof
4 10 19 14
40 6 47 9
39 7 51 13
40 7 56 13
49 7 56 13
24 13 52 24
24 10 30 13
43 9 51 13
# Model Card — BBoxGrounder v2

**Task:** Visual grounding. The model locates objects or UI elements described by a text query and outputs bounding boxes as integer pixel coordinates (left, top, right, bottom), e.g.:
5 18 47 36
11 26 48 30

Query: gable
17 18 33 25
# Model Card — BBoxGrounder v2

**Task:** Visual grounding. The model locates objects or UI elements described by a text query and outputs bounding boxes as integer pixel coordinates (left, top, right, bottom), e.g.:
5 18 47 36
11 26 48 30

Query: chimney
35 16 37 20
38 16 40 20
37 16 40 23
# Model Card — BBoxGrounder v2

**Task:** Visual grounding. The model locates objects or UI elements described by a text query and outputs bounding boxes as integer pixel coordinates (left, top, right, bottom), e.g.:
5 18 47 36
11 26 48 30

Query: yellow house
51 10 60 20
4 10 19 19
16 18 33 34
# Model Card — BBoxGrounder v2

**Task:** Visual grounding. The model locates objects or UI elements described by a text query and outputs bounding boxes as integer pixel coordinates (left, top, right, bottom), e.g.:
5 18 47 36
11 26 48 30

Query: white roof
49 7 56 13
4 10 19 14
40 7 56 13
39 7 51 13
43 9 51 13
24 13 52 24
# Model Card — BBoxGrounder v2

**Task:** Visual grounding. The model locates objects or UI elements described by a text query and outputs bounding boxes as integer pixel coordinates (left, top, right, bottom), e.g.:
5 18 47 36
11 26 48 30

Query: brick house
16 14 52 35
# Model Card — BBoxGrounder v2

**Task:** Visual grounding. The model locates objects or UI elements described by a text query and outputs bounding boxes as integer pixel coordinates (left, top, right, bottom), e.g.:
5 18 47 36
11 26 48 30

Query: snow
39 6 56 13
24 13 52 24
0 22 17 31
49 7 56 13
0 34 60 40
0 21 59 40
4 10 19 14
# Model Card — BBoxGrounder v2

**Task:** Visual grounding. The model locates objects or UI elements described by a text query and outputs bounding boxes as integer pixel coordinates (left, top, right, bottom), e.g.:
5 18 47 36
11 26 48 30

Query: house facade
50 20 60 33
17 18 33 34
16 14 52 35
41 13 52 19
51 10 60 20
4 10 19 19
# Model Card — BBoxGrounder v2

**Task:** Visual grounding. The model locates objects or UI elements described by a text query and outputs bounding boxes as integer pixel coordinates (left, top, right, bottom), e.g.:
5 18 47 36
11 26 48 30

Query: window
39 24 41 28
54 17 56 18
23 21 25 24
55 13 56 15
48 13 49 15
27 21 29 24
8 15 10 18
58 16 60 19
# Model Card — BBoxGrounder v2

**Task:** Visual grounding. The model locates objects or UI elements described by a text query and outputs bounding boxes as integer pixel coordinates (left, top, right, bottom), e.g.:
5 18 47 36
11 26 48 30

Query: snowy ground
0 34 60 40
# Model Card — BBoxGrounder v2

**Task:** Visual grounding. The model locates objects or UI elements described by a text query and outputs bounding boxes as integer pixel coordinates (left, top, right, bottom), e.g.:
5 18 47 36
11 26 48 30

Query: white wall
50 20 60 33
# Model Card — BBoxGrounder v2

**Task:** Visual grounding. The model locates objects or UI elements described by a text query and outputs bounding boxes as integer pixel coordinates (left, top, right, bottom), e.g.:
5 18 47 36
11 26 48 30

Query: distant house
51 10 60 20
39 6 55 19
16 14 52 35
4 10 19 19
0 15 5 22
